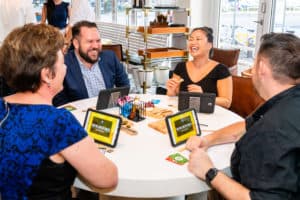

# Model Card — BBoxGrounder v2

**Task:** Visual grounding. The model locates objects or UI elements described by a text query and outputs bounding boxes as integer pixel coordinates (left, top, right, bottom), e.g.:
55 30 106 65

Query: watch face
205 168 219 183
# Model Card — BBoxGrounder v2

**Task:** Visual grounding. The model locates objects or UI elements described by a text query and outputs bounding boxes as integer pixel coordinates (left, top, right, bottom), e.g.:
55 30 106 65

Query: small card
166 153 188 165
62 105 77 111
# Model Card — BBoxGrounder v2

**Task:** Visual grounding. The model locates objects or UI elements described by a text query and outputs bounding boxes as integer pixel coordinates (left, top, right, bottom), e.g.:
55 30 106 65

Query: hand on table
186 136 208 151
188 147 214 180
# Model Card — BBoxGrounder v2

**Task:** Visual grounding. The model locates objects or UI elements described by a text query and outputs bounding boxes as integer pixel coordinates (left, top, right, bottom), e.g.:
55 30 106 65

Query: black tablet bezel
165 108 201 147
96 86 130 110
83 108 122 148
178 91 216 113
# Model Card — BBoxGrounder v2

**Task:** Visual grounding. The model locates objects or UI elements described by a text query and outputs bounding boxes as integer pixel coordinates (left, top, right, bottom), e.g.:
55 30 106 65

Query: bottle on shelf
133 0 145 8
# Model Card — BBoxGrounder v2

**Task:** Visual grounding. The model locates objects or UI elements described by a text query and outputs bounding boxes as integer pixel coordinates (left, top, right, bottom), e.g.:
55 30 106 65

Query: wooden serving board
146 107 173 119
148 119 168 134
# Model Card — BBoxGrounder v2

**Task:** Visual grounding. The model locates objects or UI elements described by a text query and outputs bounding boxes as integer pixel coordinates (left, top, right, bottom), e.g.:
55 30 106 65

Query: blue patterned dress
0 99 87 199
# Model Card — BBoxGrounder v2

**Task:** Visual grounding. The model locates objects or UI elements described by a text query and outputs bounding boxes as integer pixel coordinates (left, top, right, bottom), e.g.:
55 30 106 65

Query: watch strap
205 167 219 186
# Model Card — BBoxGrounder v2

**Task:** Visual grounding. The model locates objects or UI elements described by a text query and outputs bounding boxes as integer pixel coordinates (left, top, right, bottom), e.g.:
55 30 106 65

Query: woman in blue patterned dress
0 23 118 200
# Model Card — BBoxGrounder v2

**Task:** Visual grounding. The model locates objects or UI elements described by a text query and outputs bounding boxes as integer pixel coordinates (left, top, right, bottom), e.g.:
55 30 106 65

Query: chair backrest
211 48 240 75
230 75 264 118
241 67 253 78
102 44 124 61
156 86 167 95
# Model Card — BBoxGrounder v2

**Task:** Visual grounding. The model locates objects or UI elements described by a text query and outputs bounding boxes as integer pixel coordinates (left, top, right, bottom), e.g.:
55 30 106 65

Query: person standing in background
0 0 36 44
70 0 95 25
41 0 71 44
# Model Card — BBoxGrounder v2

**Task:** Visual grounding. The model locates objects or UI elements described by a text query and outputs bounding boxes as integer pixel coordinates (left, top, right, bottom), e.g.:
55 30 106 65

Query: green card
166 153 189 165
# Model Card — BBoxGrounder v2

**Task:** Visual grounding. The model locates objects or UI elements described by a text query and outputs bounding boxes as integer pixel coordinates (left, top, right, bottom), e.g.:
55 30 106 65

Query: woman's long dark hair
46 0 55 22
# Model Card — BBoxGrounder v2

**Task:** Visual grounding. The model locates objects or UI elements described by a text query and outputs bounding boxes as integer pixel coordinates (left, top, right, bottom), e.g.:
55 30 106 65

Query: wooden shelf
138 48 187 59
137 26 189 34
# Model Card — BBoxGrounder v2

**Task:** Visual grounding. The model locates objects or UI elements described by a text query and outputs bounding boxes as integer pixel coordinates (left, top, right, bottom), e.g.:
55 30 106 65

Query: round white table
68 94 243 199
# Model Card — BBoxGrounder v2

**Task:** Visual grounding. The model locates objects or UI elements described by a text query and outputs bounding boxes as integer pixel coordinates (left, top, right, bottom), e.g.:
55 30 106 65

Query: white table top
69 94 243 198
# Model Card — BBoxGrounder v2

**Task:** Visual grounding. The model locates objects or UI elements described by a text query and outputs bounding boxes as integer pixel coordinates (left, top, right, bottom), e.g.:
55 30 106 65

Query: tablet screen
83 109 121 147
178 91 216 113
165 108 201 147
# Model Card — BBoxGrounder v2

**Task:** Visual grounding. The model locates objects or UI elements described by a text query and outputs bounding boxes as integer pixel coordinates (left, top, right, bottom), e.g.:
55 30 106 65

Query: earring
44 81 51 88
42 80 51 88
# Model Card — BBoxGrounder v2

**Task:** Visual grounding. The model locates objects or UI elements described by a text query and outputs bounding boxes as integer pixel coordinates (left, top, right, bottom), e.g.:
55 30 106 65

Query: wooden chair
241 67 253 78
230 75 264 118
102 44 124 61
211 48 240 75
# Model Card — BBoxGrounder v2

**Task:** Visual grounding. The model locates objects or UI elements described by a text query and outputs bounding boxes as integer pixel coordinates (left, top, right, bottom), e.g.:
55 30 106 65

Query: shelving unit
137 26 189 34
125 7 190 93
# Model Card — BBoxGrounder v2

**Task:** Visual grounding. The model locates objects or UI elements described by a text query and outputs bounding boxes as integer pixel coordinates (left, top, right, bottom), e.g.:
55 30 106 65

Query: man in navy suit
53 20 129 106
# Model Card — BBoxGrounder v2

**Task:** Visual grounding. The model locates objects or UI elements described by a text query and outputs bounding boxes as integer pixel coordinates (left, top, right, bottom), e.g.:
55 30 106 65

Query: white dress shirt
75 54 106 98
0 0 36 43
70 0 95 25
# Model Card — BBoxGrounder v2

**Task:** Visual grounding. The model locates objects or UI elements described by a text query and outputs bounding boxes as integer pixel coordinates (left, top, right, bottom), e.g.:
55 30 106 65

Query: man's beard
78 47 100 64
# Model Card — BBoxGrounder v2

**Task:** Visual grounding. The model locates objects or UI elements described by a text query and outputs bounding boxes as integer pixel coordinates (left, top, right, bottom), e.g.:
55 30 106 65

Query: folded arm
186 120 246 150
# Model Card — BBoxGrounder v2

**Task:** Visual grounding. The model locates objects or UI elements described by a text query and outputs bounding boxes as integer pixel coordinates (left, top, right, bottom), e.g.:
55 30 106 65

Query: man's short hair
258 33 300 82
72 20 98 38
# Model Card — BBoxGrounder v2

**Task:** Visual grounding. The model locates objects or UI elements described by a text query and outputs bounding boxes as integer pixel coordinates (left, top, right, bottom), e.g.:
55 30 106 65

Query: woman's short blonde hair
0 23 64 92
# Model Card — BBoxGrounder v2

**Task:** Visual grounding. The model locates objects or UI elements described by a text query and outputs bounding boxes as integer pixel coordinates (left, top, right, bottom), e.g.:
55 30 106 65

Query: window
218 0 260 64
116 0 131 24
272 0 300 36
93 0 131 24
99 0 113 22
93 0 162 25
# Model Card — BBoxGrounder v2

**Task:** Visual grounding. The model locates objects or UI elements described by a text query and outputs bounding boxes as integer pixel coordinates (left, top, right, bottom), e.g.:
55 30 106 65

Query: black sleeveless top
27 158 77 200
173 62 230 95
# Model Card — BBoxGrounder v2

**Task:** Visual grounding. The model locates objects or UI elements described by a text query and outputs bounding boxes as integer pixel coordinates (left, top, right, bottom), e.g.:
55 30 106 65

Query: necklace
0 101 10 127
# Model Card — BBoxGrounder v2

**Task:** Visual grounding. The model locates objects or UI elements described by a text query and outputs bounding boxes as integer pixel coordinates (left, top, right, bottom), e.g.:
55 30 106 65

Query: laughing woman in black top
166 27 232 108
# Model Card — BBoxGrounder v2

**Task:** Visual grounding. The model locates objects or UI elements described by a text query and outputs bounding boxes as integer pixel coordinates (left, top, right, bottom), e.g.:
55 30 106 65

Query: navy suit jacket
53 50 130 106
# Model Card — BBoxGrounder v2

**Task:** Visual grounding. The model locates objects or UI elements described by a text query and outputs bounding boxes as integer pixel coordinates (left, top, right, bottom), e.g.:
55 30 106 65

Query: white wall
189 0 219 31
174 0 220 46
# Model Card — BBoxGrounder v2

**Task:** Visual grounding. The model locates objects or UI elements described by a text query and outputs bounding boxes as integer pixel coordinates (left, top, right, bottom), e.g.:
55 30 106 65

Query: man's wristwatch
205 167 219 186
